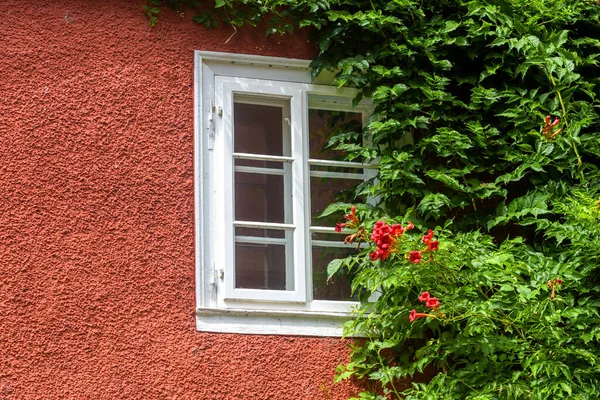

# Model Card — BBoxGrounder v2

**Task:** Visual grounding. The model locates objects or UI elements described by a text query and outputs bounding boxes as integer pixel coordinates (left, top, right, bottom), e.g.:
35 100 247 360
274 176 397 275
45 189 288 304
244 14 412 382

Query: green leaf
327 258 345 279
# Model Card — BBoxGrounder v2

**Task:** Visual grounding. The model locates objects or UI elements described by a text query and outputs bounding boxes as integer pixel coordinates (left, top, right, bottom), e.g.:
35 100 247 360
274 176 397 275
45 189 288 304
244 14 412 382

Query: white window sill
196 307 357 337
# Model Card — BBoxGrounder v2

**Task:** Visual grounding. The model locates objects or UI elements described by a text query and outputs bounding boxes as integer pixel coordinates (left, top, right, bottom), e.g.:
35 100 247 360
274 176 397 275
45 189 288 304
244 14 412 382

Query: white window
195 51 375 336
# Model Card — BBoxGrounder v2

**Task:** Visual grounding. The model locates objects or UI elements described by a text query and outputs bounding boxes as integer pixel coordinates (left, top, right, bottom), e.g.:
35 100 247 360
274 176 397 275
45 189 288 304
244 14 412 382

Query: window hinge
210 262 217 286
218 106 223 117
207 102 216 150
210 264 224 287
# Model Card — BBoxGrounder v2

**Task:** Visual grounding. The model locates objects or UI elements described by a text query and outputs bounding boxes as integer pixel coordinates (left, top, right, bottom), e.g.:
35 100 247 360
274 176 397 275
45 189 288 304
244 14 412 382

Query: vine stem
375 348 402 399
222 7 238 44
548 73 583 173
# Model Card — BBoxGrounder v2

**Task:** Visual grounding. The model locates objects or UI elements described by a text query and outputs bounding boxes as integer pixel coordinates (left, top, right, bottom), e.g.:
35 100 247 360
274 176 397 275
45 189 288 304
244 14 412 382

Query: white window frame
195 51 374 336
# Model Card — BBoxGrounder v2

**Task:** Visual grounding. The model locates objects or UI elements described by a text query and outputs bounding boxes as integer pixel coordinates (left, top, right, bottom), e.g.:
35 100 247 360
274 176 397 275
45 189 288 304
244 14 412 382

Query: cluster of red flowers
409 229 440 264
369 221 413 261
548 278 563 299
409 291 441 322
335 206 360 233
542 115 562 140
418 291 440 309
334 208 441 265
422 229 439 250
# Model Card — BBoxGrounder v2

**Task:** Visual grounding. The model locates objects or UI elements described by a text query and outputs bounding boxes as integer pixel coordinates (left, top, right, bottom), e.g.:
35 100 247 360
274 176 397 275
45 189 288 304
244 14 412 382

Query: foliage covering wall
151 0 600 398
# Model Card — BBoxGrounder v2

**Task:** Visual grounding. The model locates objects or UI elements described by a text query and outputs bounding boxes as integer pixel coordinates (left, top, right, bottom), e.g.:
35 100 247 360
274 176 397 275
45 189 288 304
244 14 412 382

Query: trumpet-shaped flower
409 251 423 264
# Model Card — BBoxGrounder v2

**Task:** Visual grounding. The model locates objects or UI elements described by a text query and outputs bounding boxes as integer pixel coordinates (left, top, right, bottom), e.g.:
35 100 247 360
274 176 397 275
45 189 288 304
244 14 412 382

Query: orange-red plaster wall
0 2 361 398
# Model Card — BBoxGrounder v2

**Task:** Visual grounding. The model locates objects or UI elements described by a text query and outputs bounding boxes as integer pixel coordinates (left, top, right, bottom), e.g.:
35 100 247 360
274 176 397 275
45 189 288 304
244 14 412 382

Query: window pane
234 99 290 156
235 172 285 223
232 96 294 293
309 105 365 302
312 246 357 301
308 108 363 160
235 228 292 291
310 176 363 226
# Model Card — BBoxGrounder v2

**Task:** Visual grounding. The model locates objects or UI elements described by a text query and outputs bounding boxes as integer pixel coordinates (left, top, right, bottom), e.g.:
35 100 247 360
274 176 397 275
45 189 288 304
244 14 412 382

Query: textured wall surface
0 1 361 398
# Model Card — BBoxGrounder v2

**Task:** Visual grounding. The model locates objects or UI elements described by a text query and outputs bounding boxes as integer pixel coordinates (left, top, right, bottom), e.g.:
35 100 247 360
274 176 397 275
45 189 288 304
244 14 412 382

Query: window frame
195 51 373 336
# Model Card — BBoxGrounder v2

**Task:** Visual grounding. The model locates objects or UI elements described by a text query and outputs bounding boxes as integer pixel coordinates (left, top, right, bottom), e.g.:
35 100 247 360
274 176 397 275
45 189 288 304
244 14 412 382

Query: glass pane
234 99 290 156
310 176 363 226
235 172 285 223
312 246 356 301
235 228 291 291
308 108 363 160
309 105 365 301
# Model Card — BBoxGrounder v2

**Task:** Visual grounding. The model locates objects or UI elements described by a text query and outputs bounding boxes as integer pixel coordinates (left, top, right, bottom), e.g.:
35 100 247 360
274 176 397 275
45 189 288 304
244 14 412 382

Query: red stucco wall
0 2 361 398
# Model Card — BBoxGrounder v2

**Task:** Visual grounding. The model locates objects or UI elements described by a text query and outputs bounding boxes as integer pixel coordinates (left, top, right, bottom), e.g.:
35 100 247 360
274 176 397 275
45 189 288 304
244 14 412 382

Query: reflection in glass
234 101 289 156
312 246 357 301
235 172 285 223
234 228 291 291
309 105 365 301
310 176 363 226
232 97 292 292
308 109 363 160
235 243 287 290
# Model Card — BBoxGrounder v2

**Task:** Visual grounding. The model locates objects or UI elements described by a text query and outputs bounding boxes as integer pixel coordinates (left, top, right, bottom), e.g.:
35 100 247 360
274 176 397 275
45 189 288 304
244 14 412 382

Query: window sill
196 307 357 337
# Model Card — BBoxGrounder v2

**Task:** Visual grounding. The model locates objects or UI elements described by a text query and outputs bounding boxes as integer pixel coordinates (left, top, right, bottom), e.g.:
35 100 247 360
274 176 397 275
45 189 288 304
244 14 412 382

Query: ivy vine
148 1 600 398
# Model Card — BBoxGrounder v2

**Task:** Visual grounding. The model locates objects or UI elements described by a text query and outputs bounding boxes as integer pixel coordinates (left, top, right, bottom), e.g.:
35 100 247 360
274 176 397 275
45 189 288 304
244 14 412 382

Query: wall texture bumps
0 1 360 398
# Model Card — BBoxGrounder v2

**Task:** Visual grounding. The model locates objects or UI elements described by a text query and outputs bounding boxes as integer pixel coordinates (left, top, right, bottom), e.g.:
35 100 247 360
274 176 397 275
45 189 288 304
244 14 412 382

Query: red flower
409 309 429 323
409 251 422 264
418 291 430 303
405 222 415 231
369 249 390 261
542 116 562 140
369 220 406 261
391 223 404 236
422 229 434 245
426 297 440 309
548 278 563 299
428 240 439 251
334 206 360 233
344 206 359 224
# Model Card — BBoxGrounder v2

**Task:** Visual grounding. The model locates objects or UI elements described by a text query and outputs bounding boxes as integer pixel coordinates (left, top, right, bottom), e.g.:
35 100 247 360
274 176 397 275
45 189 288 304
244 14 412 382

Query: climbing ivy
147 0 600 398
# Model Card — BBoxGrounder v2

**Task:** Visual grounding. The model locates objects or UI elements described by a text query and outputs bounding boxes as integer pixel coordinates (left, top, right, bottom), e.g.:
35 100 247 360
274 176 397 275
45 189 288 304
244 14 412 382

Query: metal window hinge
210 264 224 287
207 101 216 150
209 262 220 286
